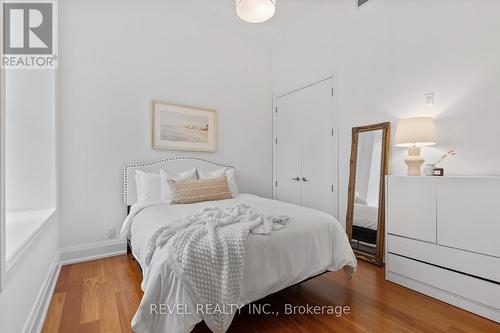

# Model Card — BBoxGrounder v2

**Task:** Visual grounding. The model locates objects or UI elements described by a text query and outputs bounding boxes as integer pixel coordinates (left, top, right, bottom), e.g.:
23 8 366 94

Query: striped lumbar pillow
168 177 233 204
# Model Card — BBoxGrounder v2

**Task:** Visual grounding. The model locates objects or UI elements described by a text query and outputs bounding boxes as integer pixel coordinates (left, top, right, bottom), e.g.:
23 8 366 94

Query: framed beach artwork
152 101 217 152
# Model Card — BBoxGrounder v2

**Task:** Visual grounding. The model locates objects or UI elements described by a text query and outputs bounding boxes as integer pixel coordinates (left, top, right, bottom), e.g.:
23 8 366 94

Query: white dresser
385 176 500 323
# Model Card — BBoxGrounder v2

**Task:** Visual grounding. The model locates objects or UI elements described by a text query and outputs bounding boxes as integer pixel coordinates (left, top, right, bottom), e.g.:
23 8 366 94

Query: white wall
59 0 274 247
6 71 56 212
272 0 500 226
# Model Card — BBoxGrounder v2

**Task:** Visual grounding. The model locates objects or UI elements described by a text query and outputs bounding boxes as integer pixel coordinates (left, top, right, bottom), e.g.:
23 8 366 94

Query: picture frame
152 101 217 152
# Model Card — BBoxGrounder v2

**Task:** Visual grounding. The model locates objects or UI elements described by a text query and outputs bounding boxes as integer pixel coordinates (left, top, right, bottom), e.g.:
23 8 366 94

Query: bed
121 157 357 333
352 203 379 244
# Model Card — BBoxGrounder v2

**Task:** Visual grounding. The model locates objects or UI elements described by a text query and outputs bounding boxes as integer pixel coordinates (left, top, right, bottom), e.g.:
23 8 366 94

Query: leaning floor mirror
346 122 391 266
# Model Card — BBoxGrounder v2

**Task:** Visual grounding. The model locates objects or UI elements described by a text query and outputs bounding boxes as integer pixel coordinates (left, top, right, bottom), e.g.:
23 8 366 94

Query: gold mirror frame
346 122 391 266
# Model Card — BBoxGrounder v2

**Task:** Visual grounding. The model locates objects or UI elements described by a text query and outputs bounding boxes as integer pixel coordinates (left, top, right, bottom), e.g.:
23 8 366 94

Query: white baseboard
387 272 500 323
24 239 128 333
59 239 127 266
23 252 61 333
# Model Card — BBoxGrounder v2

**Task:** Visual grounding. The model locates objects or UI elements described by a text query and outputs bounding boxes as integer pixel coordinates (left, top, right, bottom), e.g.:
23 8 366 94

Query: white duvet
121 194 357 333
353 203 379 230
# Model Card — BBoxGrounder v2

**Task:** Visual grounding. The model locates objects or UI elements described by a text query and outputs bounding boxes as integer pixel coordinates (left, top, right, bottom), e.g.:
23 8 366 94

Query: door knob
301 177 308 182
291 177 300 181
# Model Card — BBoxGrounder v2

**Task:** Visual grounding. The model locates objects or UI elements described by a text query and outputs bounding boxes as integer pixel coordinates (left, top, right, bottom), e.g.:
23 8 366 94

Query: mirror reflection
352 130 383 254
346 123 390 266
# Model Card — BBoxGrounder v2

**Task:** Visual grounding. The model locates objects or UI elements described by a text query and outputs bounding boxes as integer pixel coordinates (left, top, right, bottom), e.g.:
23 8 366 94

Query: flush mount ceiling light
236 0 276 23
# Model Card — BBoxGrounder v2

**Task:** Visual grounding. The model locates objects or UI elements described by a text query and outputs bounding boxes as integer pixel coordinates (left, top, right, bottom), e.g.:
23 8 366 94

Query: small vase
423 164 436 176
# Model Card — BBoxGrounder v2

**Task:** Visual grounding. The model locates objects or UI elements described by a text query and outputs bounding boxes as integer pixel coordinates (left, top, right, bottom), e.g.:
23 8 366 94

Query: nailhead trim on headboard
123 156 233 206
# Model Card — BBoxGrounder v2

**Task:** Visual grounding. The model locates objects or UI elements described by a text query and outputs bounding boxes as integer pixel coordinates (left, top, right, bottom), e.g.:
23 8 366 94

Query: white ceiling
194 0 332 39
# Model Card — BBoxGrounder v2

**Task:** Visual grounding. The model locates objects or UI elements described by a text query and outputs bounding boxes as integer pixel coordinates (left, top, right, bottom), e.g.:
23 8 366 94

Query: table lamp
395 117 437 176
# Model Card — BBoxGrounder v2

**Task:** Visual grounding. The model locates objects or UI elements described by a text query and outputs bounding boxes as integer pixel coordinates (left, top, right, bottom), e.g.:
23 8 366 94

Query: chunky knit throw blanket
144 203 289 333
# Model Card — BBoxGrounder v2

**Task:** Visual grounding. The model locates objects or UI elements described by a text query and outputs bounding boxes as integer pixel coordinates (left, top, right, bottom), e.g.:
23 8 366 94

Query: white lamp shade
236 0 276 23
394 117 437 147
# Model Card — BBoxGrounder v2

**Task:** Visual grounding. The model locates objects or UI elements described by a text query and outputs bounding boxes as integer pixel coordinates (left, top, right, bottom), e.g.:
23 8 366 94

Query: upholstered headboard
123 156 233 207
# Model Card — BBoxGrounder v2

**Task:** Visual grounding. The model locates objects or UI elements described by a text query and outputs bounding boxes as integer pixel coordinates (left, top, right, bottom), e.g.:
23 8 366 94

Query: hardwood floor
42 254 499 333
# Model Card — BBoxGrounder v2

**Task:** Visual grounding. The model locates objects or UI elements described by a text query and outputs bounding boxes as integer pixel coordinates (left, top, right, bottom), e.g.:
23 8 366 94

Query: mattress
353 203 379 230
121 194 357 333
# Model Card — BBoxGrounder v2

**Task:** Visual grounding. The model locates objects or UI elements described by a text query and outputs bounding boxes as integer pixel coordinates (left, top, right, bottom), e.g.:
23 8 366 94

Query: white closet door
299 78 336 216
275 90 301 205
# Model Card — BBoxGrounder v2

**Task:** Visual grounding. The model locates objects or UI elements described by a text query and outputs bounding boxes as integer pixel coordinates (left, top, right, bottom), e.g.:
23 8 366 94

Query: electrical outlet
107 228 117 239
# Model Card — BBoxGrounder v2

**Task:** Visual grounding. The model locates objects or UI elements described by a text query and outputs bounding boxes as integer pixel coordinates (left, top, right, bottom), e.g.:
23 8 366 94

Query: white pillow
355 191 367 205
198 167 239 198
160 168 198 201
135 170 161 203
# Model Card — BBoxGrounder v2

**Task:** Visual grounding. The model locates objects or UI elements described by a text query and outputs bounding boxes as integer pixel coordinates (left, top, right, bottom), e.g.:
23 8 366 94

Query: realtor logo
1 0 58 69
